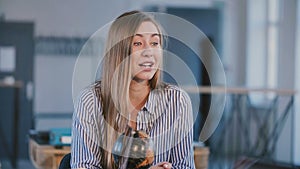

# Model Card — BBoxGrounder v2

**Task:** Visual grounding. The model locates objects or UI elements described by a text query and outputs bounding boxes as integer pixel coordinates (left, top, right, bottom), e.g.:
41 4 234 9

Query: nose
141 44 153 57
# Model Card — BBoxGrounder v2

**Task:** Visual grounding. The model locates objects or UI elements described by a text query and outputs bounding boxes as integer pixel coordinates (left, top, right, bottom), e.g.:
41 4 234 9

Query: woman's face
130 21 162 82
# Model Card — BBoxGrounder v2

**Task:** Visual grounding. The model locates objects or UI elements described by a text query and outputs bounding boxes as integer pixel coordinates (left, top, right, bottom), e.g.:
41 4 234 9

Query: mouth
138 62 154 68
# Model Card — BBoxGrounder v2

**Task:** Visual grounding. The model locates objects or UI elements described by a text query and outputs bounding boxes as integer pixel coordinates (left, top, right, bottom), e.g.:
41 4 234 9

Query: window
246 0 280 104
267 0 279 90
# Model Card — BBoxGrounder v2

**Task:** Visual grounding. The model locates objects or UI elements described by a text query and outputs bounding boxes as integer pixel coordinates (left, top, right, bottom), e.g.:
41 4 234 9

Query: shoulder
73 83 103 123
157 82 190 100
75 82 102 110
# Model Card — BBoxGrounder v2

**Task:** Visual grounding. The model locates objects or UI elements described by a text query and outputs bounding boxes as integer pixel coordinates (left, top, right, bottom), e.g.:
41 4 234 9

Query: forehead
135 21 159 35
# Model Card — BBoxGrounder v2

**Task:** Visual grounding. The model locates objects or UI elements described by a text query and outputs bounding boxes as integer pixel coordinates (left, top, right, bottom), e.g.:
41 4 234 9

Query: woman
71 10 195 169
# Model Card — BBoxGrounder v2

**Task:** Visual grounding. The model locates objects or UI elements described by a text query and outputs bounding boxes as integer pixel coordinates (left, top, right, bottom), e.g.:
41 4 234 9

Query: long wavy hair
98 10 164 168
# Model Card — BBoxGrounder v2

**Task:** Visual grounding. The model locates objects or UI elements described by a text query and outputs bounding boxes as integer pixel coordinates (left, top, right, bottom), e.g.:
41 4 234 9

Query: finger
153 162 172 169
163 163 172 169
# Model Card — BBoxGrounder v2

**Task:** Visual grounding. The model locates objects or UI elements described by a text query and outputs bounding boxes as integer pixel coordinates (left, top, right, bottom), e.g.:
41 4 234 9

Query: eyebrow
134 33 160 38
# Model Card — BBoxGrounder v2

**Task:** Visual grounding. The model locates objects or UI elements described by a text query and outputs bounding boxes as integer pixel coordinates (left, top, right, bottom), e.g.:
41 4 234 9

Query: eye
133 42 142 46
151 42 159 46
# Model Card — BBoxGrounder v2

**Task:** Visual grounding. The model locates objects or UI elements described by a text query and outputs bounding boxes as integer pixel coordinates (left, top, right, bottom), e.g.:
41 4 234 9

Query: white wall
0 0 215 36
294 0 300 165
34 55 76 129
0 0 132 37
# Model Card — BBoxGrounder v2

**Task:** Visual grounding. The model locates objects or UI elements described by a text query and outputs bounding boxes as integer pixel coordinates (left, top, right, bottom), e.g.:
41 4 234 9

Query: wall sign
0 46 16 72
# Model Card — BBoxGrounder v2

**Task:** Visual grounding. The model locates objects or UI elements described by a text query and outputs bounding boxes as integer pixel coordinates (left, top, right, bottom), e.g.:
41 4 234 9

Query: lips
138 61 154 68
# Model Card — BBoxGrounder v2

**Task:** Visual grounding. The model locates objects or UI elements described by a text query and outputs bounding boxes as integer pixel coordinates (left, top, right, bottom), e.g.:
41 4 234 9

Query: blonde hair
98 10 164 168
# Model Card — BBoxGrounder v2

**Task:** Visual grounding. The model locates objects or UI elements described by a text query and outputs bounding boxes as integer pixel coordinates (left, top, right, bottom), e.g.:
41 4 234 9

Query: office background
0 0 299 168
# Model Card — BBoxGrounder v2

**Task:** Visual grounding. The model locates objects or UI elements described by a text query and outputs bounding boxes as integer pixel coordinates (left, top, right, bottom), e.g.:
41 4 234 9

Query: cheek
130 55 140 72
130 52 138 63
155 51 163 65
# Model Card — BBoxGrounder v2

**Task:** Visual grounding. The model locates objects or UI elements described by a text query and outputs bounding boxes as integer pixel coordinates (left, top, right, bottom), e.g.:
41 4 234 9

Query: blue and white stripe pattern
71 83 195 169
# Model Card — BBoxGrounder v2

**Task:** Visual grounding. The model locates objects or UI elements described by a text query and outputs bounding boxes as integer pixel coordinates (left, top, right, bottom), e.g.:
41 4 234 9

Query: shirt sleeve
170 90 195 169
71 88 103 169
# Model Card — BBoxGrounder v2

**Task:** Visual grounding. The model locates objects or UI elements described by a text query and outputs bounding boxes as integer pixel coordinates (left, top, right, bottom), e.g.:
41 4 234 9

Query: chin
134 74 155 81
140 76 154 81
134 71 155 79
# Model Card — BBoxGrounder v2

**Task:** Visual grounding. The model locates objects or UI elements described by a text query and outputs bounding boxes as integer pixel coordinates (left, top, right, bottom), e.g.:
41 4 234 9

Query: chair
59 153 71 169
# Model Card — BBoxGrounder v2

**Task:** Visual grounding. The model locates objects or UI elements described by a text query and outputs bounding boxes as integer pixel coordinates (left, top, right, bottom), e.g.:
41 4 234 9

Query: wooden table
29 138 70 169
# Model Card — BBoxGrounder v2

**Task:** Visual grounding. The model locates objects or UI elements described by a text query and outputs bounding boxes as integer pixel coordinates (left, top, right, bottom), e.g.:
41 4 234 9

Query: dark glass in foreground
112 126 154 169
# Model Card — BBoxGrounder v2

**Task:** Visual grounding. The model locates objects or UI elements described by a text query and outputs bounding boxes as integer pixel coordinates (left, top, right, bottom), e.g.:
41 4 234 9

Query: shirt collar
143 89 156 114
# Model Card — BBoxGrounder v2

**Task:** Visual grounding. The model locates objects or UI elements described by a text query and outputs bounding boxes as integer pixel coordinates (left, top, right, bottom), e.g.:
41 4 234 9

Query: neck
129 80 150 110
127 80 151 130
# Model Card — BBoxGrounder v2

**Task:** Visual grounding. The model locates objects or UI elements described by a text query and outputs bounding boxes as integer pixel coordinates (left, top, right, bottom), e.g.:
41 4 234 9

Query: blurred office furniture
0 81 22 168
184 86 296 169
0 21 34 166
194 145 210 169
29 130 70 169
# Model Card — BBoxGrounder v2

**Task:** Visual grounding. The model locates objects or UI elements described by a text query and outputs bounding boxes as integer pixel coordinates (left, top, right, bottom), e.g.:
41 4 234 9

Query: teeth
139 62 153 67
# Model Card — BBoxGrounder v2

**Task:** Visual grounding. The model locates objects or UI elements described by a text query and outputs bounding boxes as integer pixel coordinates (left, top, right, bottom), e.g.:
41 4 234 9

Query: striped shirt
71 83 195 169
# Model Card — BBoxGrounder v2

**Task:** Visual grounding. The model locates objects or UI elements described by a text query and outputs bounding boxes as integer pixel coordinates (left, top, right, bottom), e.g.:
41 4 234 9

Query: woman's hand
150 162 172 169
